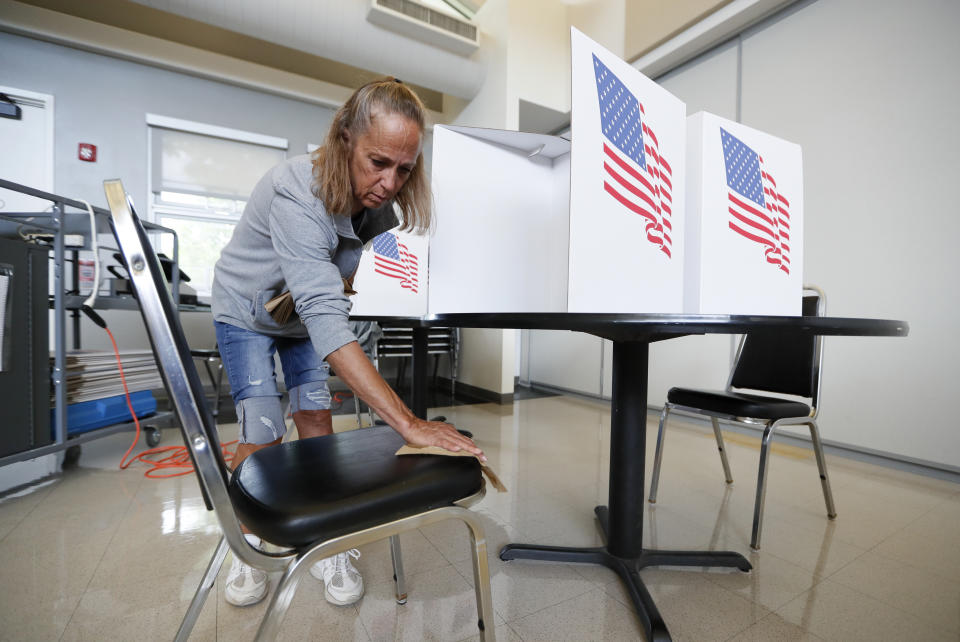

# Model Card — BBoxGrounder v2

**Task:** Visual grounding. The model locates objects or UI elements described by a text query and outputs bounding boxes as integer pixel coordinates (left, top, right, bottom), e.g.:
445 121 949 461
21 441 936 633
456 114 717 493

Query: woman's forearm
326 340 416 432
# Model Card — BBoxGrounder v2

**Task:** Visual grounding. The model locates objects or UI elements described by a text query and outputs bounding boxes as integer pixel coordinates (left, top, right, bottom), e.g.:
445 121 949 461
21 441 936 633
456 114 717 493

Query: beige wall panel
569 0 626 59
624 0 733 61
739 0 959 467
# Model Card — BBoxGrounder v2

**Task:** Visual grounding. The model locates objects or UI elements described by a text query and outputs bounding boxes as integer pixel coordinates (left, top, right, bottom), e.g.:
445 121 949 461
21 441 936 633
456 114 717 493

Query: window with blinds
147 117 287 300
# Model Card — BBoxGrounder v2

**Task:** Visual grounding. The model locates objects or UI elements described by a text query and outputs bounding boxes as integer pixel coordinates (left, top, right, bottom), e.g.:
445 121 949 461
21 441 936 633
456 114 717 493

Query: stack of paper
53 350 164 404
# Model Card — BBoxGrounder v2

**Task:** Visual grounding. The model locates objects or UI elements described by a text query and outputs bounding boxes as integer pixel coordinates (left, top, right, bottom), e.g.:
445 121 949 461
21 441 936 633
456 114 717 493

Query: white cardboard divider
686 111 803 315
568 27 686 312
428 126 571 314
428 28 687 315
350 212 429 317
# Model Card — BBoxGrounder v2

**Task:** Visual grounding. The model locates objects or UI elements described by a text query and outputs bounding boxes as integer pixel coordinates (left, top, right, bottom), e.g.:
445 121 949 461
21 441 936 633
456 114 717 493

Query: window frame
145 115 288 302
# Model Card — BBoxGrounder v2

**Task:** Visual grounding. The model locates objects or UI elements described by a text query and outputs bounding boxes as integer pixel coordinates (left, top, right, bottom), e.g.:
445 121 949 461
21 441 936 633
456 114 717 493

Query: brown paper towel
395 445 507 492
264 279 357 324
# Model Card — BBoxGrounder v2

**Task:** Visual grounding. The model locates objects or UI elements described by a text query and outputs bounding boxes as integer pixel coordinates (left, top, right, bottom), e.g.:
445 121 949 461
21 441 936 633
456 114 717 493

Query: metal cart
0 178 204 467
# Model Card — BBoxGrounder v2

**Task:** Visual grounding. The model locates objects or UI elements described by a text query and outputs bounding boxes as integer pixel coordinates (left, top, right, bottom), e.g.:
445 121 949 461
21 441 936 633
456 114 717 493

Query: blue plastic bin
52 391 158 437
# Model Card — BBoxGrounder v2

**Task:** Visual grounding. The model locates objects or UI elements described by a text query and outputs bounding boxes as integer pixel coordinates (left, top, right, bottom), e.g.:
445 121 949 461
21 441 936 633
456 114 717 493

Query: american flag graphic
721 128 791 273
372 232 419 293
593 54 673 258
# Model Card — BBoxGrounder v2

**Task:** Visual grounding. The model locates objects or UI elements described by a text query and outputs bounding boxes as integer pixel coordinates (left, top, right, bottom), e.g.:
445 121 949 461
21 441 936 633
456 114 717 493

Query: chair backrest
376 326 458 359
428 327 459 355
103 180 231 513
727 286 826 412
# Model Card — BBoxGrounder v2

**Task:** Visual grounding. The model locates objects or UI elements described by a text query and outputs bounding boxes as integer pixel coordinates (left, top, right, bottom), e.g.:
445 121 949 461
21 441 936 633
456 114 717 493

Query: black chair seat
229 424 482 548
667 388 811 420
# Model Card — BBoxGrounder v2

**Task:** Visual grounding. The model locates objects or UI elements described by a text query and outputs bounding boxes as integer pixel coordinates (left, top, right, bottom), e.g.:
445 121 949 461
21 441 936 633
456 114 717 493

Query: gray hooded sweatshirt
211 154 398 359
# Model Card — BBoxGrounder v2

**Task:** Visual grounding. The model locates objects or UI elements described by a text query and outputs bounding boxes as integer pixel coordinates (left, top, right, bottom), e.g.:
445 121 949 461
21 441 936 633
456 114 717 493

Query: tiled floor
1 395 958 641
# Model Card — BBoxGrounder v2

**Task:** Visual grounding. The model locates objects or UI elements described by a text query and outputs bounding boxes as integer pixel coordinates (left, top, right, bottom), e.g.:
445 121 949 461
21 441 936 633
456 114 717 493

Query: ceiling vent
368 0 480 56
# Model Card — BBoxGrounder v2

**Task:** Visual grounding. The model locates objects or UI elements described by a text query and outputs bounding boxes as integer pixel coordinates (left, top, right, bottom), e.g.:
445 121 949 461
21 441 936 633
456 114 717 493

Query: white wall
0 31 337 353
505 0 572 127
446 0 510 130
732 0 960 468
443 0 512 396
0 34 337 212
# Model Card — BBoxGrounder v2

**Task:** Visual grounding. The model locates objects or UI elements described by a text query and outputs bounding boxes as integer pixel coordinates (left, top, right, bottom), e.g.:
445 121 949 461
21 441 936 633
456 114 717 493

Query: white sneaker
310 549 364 605
225 535 268 607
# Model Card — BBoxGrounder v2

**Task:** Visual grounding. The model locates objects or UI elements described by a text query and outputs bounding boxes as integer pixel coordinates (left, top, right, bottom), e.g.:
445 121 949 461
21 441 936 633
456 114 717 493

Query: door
0 86 54 209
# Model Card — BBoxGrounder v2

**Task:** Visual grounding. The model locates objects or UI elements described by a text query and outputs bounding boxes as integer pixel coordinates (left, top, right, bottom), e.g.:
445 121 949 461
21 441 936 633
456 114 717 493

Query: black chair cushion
667 388 811 421
228 424 482 548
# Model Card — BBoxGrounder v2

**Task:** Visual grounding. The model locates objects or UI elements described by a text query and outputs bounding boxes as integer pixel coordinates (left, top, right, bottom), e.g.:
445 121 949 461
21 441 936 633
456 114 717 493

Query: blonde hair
312 78 431 233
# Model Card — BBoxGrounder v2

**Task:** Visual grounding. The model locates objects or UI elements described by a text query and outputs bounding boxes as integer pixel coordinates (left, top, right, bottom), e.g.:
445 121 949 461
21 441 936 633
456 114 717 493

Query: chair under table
648 286 836 550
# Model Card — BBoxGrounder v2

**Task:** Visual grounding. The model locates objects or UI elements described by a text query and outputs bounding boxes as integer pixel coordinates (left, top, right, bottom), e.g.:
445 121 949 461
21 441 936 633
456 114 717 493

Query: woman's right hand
399 418 486 462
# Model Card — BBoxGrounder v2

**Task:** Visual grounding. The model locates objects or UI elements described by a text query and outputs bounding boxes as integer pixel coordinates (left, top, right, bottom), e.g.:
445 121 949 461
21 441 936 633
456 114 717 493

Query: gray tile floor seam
698 556 819 615
835 491 952 581
489 560 601 628
55 471 145 642
772 577 955 642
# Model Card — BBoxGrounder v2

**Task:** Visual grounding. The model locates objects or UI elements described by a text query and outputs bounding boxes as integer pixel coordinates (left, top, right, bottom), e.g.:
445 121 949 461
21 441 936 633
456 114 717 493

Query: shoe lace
229 557 260 584
334 549 361 577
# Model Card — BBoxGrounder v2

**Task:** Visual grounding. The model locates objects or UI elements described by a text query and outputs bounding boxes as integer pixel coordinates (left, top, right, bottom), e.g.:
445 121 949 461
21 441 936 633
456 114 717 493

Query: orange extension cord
103 328 356 477
103 326 237 477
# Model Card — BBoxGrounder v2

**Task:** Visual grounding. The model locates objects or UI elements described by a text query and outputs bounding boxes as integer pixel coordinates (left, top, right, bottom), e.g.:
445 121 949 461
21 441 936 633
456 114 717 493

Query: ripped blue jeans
214 321 331 444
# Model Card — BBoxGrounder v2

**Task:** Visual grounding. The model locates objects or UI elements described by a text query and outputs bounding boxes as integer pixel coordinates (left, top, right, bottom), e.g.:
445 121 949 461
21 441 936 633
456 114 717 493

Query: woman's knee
288 380 332 413
235 396 287 444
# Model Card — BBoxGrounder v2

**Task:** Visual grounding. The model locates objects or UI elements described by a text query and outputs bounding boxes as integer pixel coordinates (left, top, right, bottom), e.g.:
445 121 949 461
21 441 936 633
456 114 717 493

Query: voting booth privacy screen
568 27 685 313
428 28 687 315
685 112 803 315
350 210 429 317
429 126 571 314
424 29 804 317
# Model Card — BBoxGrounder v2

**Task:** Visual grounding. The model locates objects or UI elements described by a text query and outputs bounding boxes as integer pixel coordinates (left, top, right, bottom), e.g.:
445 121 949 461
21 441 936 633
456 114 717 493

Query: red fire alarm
78 143 97 162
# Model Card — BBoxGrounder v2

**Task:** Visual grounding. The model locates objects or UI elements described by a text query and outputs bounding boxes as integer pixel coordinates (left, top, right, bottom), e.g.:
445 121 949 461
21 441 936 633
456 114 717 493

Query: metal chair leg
354 395 364 429
213 360 224 418
255 555 311 641
751 423 776 551
648 404 671 503
807 420 837 519
175 535 229 642
451 351 457 405
451 331 459 405
389 534 408 604
463 514 496 641
711 417 734 483
395 358 406 392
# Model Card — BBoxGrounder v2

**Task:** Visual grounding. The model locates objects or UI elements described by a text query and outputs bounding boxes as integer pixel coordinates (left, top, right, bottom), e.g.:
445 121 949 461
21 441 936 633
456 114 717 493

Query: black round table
357 313 909 641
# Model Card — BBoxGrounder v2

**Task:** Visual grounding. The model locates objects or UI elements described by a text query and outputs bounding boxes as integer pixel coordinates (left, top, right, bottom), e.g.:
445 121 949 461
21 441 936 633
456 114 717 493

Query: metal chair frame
189 348 224 418
648 285 836 550
104 180 495 641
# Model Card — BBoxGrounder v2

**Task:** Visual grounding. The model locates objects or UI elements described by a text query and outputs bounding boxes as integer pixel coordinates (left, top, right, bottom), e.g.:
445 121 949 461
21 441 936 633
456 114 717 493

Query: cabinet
0 237 50 457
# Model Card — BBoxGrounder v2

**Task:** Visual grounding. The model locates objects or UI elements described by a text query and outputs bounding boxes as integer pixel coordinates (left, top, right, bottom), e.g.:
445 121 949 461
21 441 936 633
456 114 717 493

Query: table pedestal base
500 506 752 641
